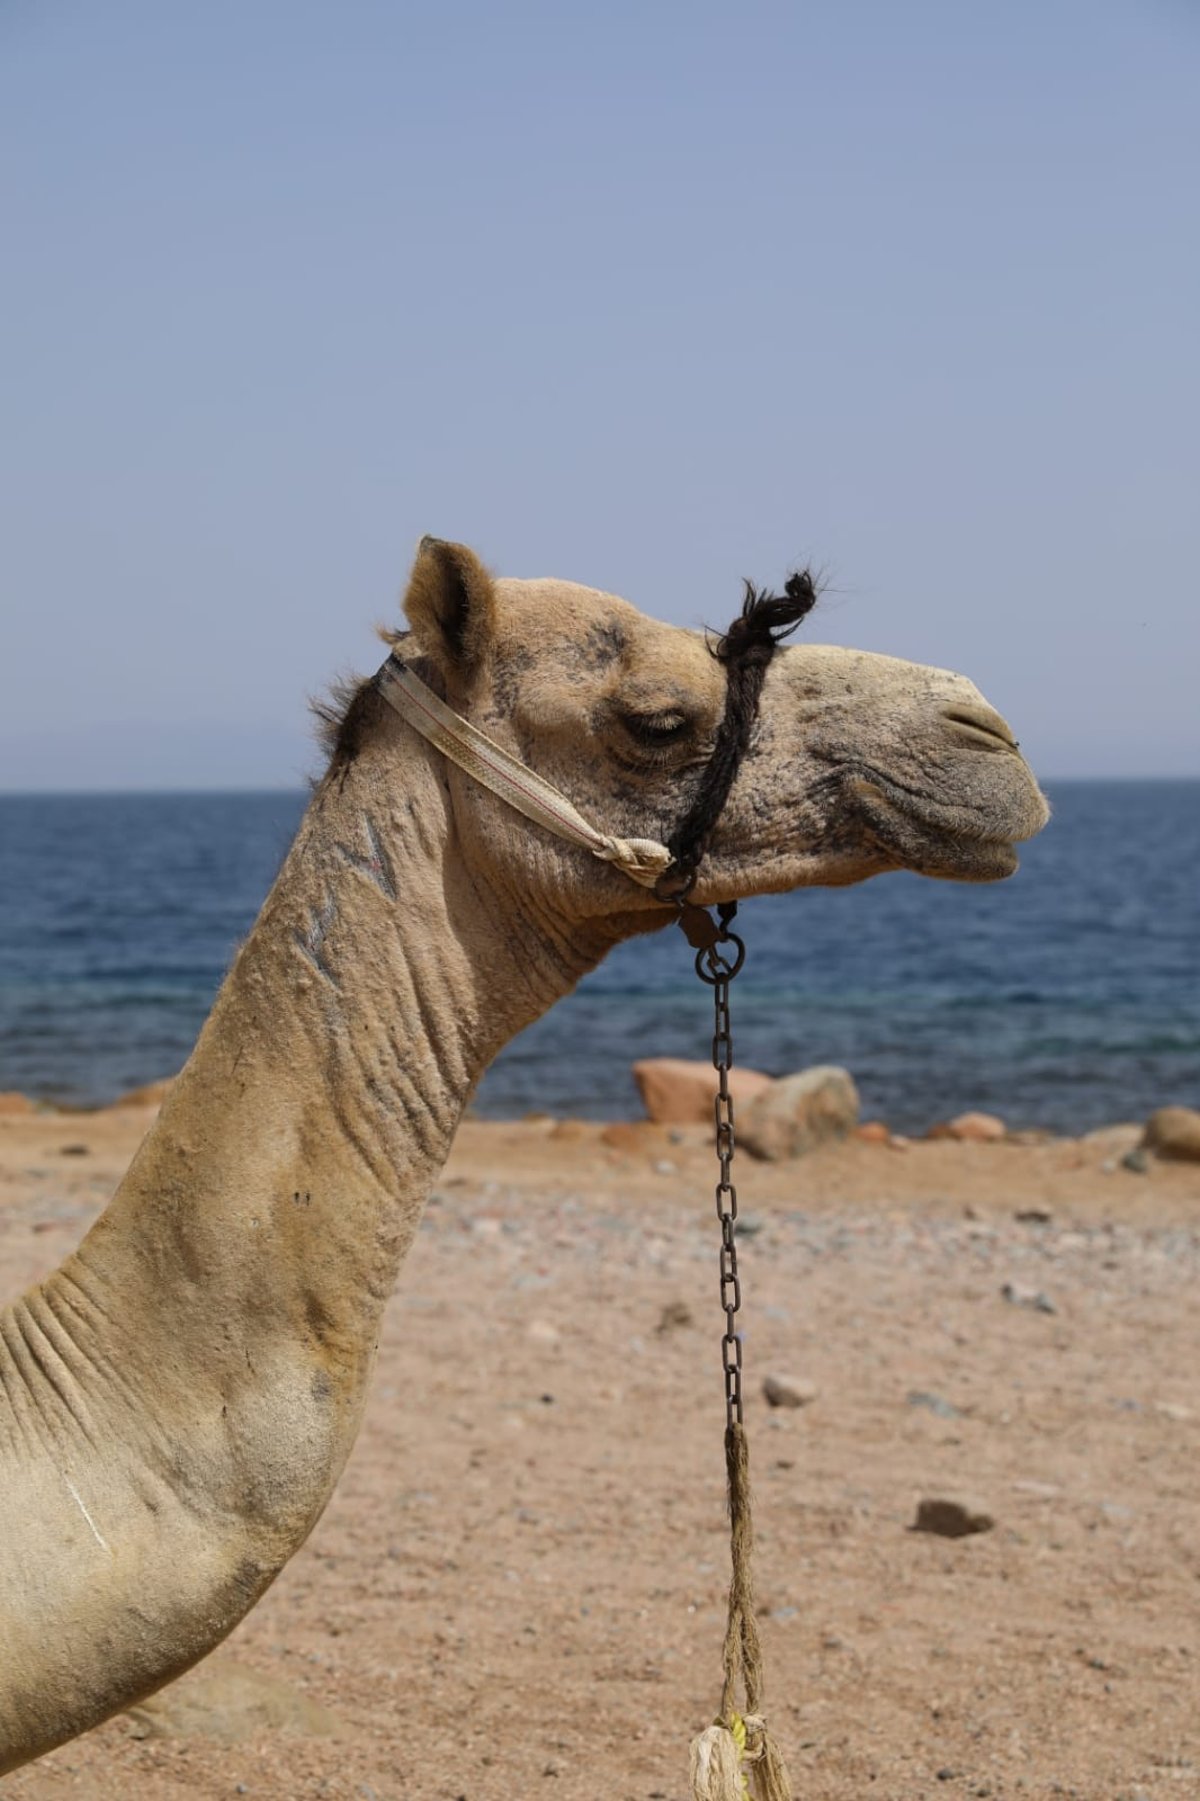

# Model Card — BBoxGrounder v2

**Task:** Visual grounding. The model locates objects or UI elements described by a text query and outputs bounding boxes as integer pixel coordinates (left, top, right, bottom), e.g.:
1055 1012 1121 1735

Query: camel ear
402 537 497 672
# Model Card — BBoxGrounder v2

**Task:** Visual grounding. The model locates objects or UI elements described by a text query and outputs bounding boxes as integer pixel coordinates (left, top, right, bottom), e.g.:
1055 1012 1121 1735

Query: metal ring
694 932 746 985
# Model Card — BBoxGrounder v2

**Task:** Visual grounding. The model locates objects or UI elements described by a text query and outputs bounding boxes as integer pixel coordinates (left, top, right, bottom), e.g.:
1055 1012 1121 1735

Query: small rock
1080 1123 1142 1158
653 1158 678 1176
1014 1207 1053 1224
550 1119 589 1143
856 1120 891 1144
762 1373 819 1409
1121 1147 1151 1174
632 1057 772 1125
114 1076 176 1108
0 1092 35 1116
911 1496 995 1538
656 1300 694 1334
526 1319 560 1345
907 1390 961 1419
1153 1400 1193 1423
739 1067 859 1161
735 1213 765 1237
926 1111 1006 1143
58 1144 89 1157
1001 1281 1057 1315
1141 1107 1200 1162
600 1121 664 1157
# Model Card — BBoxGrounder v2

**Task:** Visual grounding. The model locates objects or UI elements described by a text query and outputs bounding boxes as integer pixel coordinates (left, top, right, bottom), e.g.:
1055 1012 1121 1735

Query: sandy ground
1 1102 1198 1801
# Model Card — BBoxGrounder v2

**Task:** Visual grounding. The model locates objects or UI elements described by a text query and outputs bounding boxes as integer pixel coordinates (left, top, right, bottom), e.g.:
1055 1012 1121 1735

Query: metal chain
685 899 748 1429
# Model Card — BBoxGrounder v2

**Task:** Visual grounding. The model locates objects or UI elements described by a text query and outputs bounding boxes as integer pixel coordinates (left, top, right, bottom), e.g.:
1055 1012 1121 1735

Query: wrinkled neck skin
0 721 619 1774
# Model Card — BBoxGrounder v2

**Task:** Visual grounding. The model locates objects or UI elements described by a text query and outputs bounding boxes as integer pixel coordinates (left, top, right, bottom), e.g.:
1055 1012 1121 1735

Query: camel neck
72 734 604 1375
0 736 612 1771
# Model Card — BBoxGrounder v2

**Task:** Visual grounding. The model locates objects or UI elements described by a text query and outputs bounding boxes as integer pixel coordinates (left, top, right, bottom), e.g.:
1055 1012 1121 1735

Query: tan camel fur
0 541 1048 1773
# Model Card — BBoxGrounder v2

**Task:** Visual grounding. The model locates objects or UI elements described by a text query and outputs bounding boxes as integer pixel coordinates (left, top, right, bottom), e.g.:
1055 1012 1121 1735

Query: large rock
632 1057 772 1125
738 1066 859 1161
124 1658 346 1742
1141 1106 1200 1163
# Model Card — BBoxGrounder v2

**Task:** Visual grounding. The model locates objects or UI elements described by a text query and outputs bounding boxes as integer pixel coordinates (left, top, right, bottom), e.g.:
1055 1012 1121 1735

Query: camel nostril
942 705 1018 751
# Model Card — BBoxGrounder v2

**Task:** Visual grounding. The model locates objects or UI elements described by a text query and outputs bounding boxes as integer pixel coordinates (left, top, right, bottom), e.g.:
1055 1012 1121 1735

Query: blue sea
0 785 1196 1133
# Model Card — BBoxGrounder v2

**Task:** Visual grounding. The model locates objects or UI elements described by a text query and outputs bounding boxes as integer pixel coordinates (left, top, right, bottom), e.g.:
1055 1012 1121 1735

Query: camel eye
621 708 691 746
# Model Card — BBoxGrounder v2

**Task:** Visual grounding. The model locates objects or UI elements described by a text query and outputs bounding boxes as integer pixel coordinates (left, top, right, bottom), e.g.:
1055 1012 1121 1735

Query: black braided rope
654 571 818 902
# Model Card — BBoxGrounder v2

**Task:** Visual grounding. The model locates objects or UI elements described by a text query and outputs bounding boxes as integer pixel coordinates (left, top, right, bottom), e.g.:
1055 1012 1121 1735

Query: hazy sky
2 1 1197 788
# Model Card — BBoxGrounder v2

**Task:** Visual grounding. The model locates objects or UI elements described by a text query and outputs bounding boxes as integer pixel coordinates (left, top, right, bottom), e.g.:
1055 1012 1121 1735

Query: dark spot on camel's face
579 619 628 669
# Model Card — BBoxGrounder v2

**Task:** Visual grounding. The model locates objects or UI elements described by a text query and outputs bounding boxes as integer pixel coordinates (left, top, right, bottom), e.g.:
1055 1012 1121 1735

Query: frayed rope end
690 1722 747 1799
689 1714 795 1801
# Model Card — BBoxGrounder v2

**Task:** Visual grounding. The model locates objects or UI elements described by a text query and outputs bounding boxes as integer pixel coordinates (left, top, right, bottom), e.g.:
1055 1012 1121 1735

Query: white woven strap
377 657 673 890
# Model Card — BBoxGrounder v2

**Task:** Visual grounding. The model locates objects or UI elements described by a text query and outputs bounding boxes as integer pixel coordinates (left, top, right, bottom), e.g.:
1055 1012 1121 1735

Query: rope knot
711 572 819 667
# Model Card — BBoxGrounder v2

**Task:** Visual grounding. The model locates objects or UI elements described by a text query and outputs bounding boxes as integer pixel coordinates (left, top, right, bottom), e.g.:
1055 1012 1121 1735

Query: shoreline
0 1072 1175 1153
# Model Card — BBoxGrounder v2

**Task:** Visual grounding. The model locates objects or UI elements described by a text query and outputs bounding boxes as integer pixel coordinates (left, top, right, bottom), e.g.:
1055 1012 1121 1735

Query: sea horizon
4 772 1199 798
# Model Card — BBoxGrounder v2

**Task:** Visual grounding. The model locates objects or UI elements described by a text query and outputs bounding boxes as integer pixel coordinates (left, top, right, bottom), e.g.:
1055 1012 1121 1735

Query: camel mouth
849 770 1045 883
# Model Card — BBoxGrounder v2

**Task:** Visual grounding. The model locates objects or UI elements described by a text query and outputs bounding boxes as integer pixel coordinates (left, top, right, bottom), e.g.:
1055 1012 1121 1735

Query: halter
375 572 816 903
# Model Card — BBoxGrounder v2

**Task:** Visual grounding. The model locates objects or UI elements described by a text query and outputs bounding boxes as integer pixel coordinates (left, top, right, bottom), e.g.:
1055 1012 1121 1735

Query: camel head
357 537 1048 931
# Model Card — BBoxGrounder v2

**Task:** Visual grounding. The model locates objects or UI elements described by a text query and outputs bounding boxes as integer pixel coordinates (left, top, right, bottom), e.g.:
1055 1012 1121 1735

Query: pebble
907 1390 961 1419
1001 1281 1057 1314
911 1496 995 1538
762 1373 819 1409
1121 1147 1151 1174
656 1300 693 1334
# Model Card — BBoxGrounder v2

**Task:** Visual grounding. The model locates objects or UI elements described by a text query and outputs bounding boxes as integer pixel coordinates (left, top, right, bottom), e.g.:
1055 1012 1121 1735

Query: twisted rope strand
659 572 818 898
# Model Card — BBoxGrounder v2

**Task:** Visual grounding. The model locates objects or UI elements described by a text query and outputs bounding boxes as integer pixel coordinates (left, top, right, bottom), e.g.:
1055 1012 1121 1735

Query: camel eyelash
620 710 692 745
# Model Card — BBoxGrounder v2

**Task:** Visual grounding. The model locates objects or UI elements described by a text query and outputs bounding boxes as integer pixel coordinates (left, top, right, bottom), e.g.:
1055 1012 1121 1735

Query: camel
0 539 1048 1774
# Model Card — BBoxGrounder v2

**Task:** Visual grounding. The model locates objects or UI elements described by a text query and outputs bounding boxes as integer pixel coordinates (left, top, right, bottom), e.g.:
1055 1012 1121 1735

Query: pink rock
856 1120 891 1145
927 1111 1006 1143
632 1057 772 1125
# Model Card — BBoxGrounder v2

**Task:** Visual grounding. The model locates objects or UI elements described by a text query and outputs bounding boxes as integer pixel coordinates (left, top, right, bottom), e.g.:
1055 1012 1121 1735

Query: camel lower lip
854 784 1024 881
